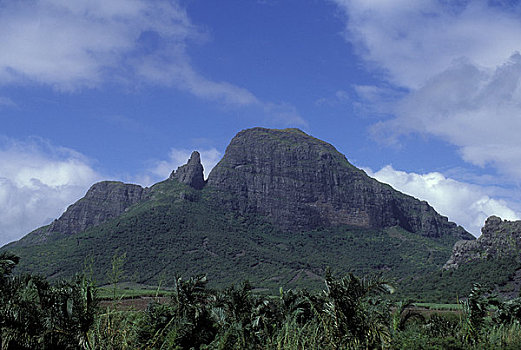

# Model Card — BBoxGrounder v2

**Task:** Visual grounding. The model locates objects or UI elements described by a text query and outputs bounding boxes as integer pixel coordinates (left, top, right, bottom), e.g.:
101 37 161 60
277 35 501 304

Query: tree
0 252 97 350
0 251 20 277
322 271 394 349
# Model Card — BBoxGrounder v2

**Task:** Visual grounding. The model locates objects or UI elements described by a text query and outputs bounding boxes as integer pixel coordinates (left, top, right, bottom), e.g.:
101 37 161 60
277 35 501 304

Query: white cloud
140 148 222 187
315 90 351 106
0 0 163 89
0 138 101 246
135 52 307 124
334 0 521 180
0 0 304 125
373 55 521 178
365 165 520 237
334 0 521 88
134 52 260 107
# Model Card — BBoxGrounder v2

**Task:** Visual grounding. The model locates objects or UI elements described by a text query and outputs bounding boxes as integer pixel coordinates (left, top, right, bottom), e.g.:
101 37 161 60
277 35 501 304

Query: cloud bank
0 138 101 246
366 165 520 237
334 0 521 88
334 0 521 179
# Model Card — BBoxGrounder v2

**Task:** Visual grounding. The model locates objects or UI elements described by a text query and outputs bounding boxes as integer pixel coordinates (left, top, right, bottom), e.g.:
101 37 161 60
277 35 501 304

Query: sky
1 0 521 246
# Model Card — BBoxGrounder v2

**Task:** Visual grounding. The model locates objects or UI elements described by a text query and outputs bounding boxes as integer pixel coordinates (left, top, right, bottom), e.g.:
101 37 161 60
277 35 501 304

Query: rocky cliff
14 181 147 245
11 127 471 248
49 181 147 235
4 127 480 294
14 152 208 246
207 128 471 239
444 216 521 269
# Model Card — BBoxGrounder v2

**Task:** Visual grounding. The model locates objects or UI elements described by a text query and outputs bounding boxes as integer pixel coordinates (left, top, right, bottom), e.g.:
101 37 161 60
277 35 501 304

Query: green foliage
2 178 466 301
135 275 217 349
0 252 98 350
0 251 20 277
108 252 126 301
400 256 521 302
4 254 521 350
321 271 393 348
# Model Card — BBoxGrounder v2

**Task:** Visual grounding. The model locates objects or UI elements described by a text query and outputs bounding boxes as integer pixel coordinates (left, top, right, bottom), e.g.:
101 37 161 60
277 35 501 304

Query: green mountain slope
2 127 477 299
4 177 460 296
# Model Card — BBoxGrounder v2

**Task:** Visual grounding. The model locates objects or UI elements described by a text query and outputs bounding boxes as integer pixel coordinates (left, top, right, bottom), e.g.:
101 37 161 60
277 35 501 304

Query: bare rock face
207 127 471 239
8 181 147 246
16 153 206 246
12 128 471 249
170 151 206 190
48 181 146 235
444 216 521 269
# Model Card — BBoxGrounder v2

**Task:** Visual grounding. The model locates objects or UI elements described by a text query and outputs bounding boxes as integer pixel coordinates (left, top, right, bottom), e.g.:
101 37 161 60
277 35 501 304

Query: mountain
438 216 521 298
394 216 521 301
207 128 470 238
2 127 473 296
17 181 147 246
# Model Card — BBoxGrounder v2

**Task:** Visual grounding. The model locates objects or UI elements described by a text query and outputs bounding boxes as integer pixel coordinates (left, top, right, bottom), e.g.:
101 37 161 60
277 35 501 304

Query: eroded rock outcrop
207 127 471 239
12 128 471 249
48 181 146 235
15 153 207 246
170 151 206 190
14 181 147 246
444 216 521 269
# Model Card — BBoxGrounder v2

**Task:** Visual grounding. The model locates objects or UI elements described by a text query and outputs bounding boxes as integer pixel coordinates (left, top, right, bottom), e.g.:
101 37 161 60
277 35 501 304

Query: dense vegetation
4 127 505 305
3 252 521 349
0 251 97 349
3 179 472 299
403 255 521 302
4 176 521 309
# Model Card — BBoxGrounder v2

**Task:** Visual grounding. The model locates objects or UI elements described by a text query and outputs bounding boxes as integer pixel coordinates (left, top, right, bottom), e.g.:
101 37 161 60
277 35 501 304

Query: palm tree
211 281 255 349
0 251 20 277
0 251 98 350
137 274 216 349
322 271 394 349
390 300 424 332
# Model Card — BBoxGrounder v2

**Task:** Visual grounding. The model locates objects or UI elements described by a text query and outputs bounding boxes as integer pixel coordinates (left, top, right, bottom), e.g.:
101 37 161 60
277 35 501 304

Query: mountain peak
4 127 474 293
207 128 471 240
170 151 206 190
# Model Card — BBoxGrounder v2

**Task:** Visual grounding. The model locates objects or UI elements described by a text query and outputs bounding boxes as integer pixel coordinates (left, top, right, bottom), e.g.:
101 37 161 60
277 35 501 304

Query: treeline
2 251 521 349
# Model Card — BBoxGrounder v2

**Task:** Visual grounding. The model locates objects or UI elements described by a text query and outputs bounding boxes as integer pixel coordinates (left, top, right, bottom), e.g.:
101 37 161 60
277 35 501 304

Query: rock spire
170 151 206 190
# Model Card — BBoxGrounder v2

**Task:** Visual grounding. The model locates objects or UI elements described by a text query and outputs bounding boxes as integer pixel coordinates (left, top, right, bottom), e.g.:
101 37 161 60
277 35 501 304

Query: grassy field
414 302 462 310
96 283 174 300
99 283 465 313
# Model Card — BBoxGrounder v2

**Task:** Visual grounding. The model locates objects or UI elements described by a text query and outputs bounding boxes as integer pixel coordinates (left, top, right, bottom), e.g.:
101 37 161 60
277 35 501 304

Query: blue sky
1 0 521 245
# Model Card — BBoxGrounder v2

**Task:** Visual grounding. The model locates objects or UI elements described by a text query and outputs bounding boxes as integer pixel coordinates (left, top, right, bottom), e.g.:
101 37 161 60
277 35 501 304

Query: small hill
444 216 521 270
2 128 473 297
436 216 521 298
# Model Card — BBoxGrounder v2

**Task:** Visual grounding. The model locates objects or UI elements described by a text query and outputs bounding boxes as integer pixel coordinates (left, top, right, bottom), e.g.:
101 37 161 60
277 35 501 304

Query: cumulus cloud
334 0 521 180
0 138 101 246
374 54 521 177
365 165 520 237
334 0 521 88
